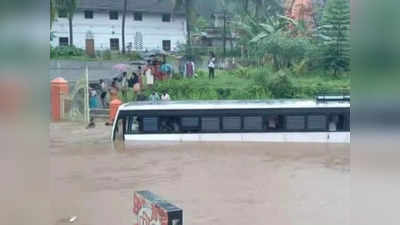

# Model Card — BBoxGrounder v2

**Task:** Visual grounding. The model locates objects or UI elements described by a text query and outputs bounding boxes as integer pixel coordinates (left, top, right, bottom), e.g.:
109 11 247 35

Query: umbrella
112 63 129 72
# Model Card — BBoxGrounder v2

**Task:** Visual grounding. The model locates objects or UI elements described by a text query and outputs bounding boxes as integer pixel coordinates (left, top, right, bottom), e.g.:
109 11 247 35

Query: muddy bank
50 121 349 225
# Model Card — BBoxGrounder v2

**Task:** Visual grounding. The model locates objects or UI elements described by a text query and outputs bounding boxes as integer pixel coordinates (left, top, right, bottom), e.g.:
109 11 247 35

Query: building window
84 10 93 19
59 37 69 46
162 14 171 22
162 40 171 51
110 38 119 51
134 12 143 21
58 9 67 18
109 11 119 20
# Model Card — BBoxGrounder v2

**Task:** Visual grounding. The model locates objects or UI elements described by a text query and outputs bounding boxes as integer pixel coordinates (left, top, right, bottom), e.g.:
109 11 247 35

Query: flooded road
50 122 349 225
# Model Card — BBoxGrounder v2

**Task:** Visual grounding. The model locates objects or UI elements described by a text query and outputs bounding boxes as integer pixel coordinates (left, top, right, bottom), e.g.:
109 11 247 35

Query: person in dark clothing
136 92 147 101
132 72 139 85
99 79 107 108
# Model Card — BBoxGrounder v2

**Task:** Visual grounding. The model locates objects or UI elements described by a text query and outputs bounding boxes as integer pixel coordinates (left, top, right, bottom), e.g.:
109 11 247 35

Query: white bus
112 98 350 143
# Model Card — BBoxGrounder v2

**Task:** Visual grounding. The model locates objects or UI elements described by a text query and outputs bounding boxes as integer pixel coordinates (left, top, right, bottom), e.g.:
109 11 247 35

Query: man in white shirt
161 91 170 101
208 52 216 79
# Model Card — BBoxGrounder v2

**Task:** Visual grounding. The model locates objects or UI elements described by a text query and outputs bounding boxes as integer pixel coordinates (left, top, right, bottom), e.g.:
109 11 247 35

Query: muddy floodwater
50 121 349 225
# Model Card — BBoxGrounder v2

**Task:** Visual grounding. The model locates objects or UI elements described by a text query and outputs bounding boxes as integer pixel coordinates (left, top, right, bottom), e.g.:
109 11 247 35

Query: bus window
160 116 180 133
129 116 140 133
201 117 220 132
285 115 305 130
307 115 327 130
114 117 125 141
265 115 284 131
222 116 241 131
329 114 345 131
243 116 263 131
181 117 200 132
142 117 159 133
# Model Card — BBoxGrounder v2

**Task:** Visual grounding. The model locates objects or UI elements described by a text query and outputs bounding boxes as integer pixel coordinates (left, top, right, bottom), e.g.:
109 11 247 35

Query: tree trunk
223 11 226 60
68 15 73 46
243 0 249 14
122 0 128 54
185 0 192 58
255 0 263 20
230 32 233 52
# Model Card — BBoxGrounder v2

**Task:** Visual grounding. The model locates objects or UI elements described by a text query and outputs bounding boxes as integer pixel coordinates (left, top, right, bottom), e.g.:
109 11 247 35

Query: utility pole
185 0 192 59
121 0 127 54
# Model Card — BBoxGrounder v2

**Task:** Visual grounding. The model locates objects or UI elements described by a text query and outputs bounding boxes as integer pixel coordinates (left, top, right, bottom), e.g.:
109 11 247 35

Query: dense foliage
189 0 351 77
319 0 351 75
119 67 349 102
50 46 84 57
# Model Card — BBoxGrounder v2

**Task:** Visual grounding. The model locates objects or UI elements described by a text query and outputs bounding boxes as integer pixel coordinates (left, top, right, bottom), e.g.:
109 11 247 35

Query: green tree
50 0 56 28
56 0 78 46
320 0 351 75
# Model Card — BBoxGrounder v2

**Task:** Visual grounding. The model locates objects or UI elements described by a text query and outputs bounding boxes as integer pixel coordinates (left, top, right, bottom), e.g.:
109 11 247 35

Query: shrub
50 46 85 57
267 71 296 98
128 51 142 61
116 66 349 101
102 50 112 60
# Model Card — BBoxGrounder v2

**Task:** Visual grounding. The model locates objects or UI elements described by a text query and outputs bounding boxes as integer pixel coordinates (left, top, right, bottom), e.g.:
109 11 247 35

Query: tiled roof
77 0 185 14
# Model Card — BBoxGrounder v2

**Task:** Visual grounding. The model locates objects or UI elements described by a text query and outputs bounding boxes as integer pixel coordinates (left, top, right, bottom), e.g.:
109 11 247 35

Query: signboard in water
133 191 183 225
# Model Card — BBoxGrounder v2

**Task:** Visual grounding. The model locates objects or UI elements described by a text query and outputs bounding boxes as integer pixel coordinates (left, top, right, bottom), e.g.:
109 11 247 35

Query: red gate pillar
50 77 69 121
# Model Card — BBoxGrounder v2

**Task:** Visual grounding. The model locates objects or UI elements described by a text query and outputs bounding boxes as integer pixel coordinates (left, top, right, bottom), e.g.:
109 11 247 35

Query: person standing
144 60 154 88
150 92 160 103
121 72 128 99
109 80 119 101
89 87 98 109
99 79 107 108
131 72 140 94
208 52 216 80
184 58 195 78
161 91 170 101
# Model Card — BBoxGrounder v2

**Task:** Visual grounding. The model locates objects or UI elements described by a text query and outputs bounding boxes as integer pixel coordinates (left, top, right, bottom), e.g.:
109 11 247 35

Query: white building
51 0 187 52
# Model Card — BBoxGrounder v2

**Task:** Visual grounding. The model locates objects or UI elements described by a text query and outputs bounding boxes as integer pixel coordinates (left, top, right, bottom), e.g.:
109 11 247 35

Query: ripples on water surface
50 122 349 225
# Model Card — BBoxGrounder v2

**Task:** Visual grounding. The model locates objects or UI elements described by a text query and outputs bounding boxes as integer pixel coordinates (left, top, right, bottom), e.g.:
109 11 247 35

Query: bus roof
119 100 350 111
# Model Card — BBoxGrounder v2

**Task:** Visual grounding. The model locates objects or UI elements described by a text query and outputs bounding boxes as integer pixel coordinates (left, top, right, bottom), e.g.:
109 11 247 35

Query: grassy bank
118 66 350 102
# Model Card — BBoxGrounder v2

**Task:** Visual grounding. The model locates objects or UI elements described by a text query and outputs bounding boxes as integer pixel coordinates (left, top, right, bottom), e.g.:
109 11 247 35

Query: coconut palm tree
56 0 78 46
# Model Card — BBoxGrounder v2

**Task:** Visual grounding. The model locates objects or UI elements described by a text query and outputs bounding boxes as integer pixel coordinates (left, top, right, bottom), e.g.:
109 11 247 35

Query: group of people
88 52 217 108
180 52 216 80
88 60 173 109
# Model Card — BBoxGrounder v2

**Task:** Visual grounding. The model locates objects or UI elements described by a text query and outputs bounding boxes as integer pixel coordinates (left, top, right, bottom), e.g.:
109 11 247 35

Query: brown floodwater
50 121 349 225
